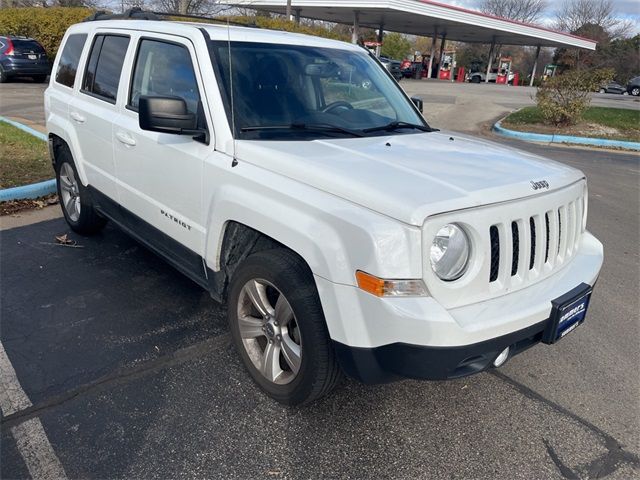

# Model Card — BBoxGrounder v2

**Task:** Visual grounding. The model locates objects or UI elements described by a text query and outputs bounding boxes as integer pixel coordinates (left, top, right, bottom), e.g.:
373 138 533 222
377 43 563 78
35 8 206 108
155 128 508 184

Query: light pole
286 0 292 20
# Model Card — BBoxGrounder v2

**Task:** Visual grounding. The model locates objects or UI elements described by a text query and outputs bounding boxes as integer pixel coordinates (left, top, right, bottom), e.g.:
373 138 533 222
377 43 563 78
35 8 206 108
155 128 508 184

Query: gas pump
438 50 456 81
496 57 512 85
543 64 558 81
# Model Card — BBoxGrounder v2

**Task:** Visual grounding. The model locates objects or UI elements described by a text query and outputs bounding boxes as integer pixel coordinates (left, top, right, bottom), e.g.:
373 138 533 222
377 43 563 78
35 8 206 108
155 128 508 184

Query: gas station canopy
224 0 596 50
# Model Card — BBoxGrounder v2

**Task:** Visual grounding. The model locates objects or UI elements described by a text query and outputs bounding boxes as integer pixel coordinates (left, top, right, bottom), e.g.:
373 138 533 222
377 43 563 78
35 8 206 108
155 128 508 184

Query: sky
440 0 640 31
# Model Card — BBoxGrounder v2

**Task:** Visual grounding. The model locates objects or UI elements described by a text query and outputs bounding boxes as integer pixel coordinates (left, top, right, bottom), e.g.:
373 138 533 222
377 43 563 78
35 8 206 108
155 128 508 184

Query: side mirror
139 96 199 135
411 96 424 113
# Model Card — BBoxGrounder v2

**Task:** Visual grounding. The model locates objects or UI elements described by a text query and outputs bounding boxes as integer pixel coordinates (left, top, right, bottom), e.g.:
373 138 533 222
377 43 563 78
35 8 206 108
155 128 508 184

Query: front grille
489 193 583 285
423 181 586 310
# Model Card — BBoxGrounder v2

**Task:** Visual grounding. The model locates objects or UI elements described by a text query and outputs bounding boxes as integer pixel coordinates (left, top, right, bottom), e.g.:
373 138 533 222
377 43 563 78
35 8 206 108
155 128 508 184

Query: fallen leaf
55 234 76 246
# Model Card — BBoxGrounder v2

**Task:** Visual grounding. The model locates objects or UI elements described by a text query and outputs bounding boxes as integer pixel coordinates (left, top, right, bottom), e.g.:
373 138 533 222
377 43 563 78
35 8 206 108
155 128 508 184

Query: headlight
429 224 470 281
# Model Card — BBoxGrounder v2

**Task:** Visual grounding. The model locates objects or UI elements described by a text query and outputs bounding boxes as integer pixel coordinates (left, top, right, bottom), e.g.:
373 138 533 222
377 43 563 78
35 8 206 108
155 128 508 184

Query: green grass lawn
503 106 640 142
0 121 52 189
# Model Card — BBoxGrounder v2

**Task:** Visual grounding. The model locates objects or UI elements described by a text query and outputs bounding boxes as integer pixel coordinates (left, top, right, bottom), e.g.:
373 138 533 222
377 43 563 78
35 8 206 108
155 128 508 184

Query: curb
0 116 56 202
493 120 640 151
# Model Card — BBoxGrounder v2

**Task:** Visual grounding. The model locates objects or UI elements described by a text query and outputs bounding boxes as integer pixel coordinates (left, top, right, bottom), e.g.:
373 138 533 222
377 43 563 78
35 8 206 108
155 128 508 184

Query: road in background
1 135 638 479
1 79 638 134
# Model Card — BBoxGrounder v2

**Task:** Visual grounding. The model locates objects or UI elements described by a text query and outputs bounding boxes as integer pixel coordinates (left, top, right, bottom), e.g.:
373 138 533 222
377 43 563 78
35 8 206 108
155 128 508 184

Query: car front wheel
631 87 640 96
228 249 342 405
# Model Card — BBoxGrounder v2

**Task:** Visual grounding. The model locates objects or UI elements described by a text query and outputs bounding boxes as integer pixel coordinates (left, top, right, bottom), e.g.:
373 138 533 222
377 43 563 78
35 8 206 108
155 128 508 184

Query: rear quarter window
55 34 88 88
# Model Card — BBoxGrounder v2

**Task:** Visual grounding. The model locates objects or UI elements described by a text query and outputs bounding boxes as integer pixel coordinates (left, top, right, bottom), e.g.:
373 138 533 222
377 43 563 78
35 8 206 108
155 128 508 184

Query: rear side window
82 34 130 103
55 34 87 88
129 39 200 114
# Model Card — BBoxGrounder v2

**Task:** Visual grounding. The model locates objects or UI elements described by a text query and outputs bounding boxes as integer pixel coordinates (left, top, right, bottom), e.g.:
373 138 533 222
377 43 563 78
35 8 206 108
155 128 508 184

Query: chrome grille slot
489 225 499 282
529 217 536 270
511 221 519 276
545 212 550 263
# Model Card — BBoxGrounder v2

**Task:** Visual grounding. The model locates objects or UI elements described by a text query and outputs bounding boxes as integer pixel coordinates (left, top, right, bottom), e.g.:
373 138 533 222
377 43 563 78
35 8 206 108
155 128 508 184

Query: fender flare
47 116 90 186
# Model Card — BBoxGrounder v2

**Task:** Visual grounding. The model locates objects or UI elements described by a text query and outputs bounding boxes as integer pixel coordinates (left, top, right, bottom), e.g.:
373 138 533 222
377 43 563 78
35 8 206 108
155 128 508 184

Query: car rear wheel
471 76 481 84
32 75 48 83
228 249 342 405
55 148 107 235
0 66 8 83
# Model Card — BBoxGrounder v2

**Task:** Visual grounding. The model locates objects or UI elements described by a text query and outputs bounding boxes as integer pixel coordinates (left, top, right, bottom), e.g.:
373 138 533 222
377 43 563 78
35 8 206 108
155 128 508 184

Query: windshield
209 41 429 140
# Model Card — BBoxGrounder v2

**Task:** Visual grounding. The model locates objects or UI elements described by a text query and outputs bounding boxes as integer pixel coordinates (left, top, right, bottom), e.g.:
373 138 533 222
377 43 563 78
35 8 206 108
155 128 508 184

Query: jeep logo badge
530 180 550 190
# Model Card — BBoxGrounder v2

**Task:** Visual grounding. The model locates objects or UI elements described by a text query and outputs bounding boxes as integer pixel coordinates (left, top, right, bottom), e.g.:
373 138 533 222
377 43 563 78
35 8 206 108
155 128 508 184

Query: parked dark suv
0 36 51 83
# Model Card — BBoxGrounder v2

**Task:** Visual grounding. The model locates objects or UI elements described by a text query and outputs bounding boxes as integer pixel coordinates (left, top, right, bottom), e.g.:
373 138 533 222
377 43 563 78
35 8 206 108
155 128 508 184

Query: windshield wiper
241 123 365 137
362 121 434 134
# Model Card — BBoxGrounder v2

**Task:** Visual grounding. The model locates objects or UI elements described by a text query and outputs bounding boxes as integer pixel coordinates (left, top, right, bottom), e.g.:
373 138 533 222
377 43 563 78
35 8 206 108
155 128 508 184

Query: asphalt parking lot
1 79 639 479
1 138 638 479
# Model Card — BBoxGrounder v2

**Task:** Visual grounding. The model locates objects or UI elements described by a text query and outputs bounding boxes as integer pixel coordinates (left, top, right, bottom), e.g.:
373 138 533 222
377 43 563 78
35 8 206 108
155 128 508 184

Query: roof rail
83 7 258 28
83 8 162 22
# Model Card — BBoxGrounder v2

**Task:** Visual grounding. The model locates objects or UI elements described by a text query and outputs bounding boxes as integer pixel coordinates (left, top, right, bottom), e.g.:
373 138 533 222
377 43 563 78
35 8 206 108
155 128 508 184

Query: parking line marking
0 341 67 479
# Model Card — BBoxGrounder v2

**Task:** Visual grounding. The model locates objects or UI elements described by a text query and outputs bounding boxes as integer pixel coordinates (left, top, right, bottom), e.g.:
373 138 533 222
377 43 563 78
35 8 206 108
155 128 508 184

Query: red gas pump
496 57 512 85
456 66 465 82
438 50 455 81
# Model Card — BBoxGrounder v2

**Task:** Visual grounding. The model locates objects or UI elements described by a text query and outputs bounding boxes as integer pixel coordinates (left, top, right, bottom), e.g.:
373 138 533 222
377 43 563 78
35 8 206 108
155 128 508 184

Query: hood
235 131 584 226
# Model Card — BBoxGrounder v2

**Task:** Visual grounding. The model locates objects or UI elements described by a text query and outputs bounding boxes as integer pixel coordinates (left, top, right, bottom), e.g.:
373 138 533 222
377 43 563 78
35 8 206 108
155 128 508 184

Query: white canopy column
530 45 541 87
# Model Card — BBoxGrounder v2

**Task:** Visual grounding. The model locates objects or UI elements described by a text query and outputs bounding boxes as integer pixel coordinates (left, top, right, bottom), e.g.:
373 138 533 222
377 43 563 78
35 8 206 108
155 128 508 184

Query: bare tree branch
554 0 634 39
479 0 548 24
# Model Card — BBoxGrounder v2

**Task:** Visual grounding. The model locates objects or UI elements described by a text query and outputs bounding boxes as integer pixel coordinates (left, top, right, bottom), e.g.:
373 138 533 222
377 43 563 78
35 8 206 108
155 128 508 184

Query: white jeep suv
45 12 603 405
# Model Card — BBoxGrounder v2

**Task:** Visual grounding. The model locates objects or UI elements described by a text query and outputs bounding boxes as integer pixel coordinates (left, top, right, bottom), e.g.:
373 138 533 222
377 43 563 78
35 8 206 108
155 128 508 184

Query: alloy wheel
236 279 302 385
59 163 81 222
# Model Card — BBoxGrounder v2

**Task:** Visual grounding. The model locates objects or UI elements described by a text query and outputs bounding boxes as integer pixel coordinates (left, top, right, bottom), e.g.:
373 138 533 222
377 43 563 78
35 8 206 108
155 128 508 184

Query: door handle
115 131 136 147
70 111 85 124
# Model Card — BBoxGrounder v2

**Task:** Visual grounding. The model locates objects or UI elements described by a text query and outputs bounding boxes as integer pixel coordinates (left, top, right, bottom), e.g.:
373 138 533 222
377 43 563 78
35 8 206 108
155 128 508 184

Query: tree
380 32 411 60
480 0 547 24
152 0 227 15
555 0 633 39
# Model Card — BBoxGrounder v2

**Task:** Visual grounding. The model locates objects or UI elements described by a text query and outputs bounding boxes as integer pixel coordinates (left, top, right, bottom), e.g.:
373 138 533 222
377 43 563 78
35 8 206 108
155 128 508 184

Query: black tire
0 66 8 83
55 147 107 235
32 75 48 83
631 87 640 97
228 249 342 405
471 75 481 84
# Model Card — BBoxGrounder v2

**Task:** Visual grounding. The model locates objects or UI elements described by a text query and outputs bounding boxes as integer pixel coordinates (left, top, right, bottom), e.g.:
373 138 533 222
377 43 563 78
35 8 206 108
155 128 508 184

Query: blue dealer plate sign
543 283 592 344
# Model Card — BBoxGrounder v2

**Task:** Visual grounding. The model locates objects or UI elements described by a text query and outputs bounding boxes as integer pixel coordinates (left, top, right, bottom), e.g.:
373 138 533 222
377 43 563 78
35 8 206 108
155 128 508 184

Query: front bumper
316 231 603 383
333 318 548 383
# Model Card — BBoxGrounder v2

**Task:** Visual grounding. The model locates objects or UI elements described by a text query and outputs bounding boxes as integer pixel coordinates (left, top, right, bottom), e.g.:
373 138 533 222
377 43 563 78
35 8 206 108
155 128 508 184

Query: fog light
493 347 510 367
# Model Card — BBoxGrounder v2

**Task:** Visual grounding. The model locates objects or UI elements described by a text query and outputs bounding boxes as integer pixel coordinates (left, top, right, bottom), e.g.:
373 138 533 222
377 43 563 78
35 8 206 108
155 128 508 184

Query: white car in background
45 11 603 405
469 69 515 83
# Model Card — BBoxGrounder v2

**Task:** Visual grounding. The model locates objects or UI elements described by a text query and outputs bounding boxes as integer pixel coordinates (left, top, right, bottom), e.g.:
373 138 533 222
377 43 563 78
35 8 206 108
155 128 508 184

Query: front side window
210 41 428 140
82 34 130 103
55 34 87 88
129 39 200 114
